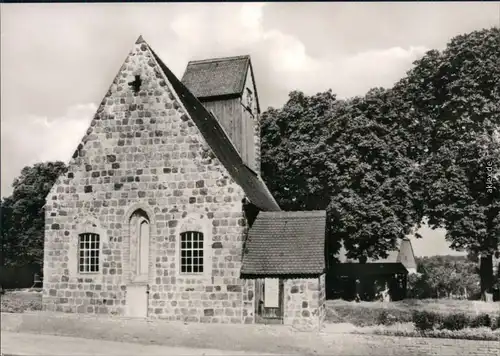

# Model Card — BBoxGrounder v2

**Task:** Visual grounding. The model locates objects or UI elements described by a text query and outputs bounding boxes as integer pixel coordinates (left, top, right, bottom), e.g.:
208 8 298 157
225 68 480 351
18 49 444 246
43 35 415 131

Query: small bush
470 313 491 328
412 310 440 331
440 312 469 331
377 310 397 326
377 310 388 325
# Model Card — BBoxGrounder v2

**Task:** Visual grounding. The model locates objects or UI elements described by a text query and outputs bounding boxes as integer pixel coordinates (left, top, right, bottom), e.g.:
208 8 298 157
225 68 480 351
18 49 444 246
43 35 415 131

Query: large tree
323 88 423 262
396 27 500 297
261 88 422 263
261 27 500 289
1 161 67 269
261 90 336 212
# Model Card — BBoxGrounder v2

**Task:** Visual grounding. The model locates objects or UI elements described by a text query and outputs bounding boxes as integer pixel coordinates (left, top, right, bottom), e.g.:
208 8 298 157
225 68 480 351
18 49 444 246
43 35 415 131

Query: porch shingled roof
241 211 326 276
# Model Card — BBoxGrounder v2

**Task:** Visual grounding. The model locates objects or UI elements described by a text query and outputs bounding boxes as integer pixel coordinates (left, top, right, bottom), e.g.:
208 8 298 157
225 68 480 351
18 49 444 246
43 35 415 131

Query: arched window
180 231 204 274
78 233 100 273
137 218 150 276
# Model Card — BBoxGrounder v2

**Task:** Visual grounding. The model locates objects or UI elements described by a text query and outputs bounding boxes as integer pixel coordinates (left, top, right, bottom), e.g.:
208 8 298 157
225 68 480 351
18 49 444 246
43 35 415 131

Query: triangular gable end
46 36 230 201
47 36 280 212
397 238 418 273
244 58 261 115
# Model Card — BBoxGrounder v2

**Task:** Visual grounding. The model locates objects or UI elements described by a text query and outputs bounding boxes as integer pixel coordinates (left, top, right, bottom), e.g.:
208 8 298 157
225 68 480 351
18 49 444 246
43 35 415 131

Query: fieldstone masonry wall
42 38 254 323
284 275 324 330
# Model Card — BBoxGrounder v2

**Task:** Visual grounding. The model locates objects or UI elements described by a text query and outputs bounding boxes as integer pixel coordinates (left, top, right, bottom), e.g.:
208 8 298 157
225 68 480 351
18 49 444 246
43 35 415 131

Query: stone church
43 36 327 330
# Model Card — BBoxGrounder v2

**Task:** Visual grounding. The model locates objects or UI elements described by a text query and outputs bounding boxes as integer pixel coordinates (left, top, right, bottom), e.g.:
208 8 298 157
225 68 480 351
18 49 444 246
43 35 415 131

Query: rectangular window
180 231 204 274
78 233 100 273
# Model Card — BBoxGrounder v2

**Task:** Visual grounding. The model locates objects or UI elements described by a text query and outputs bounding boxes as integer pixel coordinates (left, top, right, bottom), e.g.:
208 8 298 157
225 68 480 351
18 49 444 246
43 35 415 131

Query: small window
246 88 253 109
78 233 100 273
180 231 204 274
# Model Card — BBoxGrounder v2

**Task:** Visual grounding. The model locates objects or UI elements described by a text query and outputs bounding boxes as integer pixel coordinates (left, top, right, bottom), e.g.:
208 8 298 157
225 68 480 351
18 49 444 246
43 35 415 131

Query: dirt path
0 332 276 356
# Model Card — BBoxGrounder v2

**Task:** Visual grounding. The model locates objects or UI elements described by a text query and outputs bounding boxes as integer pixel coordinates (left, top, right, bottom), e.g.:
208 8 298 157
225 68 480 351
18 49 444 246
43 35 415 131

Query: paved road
0 332 275 356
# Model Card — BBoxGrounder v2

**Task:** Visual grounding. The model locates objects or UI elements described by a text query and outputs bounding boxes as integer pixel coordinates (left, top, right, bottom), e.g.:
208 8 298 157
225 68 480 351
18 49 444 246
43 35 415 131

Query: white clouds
1 103 96 195
345 46 429 69
237 3 317 73
328 45 430 98
0 4 441 196
240 3 266 29
24 103 96 163
170 13 203 46
264 30 319 73
259 39 430 99
167 3 430 100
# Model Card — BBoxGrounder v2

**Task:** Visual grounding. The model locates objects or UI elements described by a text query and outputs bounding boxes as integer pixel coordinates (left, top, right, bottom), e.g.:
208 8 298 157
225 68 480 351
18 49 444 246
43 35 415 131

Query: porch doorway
255 278 284 324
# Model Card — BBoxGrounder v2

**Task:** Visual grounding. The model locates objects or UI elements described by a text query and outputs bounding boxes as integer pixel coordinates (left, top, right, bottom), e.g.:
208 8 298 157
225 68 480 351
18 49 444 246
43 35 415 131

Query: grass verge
1 290 42 313
326 299 500 326
352 322 500 341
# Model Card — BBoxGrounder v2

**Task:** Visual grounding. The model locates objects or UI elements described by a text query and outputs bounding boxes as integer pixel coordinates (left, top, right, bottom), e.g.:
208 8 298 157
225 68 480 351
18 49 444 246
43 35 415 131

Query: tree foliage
261 90 336 212
398 27 500 253
408 255 481 299
1 161 67 269
397 27 500 293
261 88 422 262
260 27 500 290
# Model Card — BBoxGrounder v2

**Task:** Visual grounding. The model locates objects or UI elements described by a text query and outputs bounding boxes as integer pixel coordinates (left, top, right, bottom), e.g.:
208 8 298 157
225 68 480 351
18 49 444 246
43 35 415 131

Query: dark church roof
241 211 327 276
181 55 251 100
146 41 280 212
336 238 416 268
331 263 409 277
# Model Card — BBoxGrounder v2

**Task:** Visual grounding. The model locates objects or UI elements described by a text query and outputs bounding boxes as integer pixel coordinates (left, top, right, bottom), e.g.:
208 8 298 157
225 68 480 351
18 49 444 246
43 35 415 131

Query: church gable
43 37 254 319
48 36 278 212
47 37 243 203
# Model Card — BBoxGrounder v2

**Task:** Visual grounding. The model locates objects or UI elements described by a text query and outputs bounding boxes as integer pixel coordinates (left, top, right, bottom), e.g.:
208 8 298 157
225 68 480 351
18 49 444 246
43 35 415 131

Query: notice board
264 278 279 308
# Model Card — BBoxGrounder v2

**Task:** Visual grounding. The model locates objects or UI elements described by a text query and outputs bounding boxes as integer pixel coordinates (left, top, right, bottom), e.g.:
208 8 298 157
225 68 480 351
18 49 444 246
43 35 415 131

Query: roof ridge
262 210 326 216
187 55 250 65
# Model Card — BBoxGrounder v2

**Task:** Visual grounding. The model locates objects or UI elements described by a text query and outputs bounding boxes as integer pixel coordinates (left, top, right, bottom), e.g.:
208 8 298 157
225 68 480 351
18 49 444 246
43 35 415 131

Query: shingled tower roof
181 55 261 113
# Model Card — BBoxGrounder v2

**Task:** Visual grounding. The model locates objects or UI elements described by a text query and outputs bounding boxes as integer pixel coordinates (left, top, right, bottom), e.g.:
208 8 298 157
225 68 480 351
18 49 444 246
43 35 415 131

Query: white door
125 284 148 318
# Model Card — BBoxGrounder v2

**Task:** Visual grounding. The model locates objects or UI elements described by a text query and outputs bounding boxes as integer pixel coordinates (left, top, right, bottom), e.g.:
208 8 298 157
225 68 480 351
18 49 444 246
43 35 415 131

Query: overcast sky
1 2 499 256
